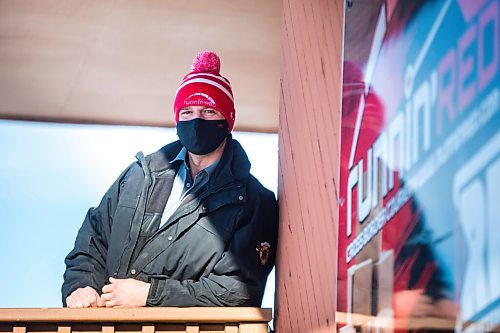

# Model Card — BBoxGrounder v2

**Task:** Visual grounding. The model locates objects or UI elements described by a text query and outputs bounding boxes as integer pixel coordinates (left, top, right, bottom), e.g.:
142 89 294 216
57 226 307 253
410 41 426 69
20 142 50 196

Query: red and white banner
338 0 499 331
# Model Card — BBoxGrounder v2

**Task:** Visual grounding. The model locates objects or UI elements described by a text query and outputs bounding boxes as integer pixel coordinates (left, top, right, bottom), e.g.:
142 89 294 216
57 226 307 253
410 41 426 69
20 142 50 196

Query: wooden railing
0 308 272 333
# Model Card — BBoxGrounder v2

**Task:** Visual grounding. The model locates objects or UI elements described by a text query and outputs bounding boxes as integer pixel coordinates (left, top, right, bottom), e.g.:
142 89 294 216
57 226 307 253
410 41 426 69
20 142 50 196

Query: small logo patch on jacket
256 242 271 266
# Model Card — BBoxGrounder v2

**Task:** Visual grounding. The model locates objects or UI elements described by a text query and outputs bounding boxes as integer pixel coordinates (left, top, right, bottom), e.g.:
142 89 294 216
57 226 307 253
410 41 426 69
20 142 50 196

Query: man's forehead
180 106 214 110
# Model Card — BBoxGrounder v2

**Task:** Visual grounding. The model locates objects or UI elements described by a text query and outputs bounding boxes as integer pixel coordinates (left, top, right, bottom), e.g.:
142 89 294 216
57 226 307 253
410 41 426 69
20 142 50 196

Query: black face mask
176 118 229 155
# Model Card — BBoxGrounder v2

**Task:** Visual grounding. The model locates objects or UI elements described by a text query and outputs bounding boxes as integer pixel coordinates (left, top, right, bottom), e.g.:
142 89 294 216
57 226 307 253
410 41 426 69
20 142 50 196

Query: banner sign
338 0 499 331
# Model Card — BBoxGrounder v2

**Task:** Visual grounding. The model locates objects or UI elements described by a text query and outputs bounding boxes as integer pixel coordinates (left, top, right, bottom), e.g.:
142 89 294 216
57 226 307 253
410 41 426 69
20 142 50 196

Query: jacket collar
144 135 251 188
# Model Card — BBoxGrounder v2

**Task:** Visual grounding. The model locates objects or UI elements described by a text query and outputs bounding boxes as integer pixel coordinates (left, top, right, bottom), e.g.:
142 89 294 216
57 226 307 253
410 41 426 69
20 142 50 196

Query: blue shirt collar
170 147 220 178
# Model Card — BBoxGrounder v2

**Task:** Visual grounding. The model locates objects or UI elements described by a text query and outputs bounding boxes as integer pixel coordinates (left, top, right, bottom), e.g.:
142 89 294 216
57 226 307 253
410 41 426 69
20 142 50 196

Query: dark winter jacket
62 137 279 306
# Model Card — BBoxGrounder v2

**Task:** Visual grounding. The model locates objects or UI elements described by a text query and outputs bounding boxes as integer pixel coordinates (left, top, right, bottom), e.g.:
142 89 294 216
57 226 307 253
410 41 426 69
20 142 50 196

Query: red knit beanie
174 51 236 131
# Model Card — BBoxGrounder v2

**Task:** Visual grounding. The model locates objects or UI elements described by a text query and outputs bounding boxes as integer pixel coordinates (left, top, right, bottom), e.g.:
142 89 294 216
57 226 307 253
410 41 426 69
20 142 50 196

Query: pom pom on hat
191 51 221 73
174 51 236 131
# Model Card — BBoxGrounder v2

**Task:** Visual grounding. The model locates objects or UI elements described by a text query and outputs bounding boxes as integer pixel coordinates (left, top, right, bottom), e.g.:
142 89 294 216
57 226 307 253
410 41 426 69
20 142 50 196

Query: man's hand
66 286 105 308
101 277 150 307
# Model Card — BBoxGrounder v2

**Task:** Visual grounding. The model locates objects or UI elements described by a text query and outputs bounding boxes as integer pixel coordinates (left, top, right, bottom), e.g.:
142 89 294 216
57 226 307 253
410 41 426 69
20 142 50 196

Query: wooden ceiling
0 0 281 132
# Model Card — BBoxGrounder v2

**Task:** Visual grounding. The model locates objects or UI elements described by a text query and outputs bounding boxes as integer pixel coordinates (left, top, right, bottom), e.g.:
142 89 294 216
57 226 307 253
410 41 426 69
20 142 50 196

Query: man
62 51 279 308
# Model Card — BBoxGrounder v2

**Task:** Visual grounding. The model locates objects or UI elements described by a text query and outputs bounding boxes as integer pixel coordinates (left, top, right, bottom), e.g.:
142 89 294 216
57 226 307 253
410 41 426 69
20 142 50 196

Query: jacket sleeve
61 165 132 305
146 187 279 307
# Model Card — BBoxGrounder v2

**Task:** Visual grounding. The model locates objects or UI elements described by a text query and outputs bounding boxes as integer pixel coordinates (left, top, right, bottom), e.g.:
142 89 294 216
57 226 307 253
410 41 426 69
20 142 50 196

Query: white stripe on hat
184 72 230 86
183 73 231 92
176 78 234 102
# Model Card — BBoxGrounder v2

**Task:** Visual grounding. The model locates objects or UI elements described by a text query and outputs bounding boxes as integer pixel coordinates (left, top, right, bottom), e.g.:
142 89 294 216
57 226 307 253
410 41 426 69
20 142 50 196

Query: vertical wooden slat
57 325 71 333
224 323 238 333
141 324 155 333
102 325 115 333
13 326 26 333
239 323 268 333
185 324 199 333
